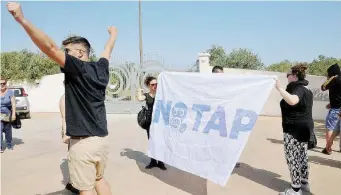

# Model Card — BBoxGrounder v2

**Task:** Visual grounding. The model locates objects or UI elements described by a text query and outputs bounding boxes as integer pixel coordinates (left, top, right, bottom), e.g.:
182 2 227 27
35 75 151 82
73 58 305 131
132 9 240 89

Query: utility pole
138 0 143 65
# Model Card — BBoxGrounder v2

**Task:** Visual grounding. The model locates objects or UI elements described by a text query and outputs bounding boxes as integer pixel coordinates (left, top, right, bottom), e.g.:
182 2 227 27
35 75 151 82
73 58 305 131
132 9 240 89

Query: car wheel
25 112 31 119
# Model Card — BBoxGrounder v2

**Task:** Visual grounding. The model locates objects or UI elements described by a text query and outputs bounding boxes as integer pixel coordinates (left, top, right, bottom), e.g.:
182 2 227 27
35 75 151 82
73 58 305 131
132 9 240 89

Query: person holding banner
137 76 167 170
275 64 313 195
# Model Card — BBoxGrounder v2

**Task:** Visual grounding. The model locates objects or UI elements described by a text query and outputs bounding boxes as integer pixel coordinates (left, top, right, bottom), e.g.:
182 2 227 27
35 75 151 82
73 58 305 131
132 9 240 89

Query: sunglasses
150 83 157 86
64 48 85 53
0 82 6 85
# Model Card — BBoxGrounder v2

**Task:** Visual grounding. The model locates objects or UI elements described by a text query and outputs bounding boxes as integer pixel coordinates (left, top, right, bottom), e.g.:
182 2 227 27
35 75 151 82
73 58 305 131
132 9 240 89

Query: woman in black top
137 76 167 170
275 64 313 195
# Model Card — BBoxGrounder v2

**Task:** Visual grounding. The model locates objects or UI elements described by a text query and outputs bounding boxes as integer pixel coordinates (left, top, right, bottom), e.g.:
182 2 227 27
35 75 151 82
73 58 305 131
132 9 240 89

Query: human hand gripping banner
148 72 275 186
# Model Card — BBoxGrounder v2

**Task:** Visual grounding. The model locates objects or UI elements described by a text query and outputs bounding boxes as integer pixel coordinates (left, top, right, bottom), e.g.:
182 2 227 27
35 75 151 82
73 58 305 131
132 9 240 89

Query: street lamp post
138 0 143 65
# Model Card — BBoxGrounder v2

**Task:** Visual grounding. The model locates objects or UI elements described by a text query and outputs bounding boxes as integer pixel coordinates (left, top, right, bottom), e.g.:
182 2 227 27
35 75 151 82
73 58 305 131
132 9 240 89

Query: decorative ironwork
105 54 198 113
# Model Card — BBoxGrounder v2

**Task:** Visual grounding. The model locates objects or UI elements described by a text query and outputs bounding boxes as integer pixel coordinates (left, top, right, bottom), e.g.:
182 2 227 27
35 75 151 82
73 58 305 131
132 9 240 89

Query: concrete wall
197 53 329 121
16 53 329 121
13 74 65 113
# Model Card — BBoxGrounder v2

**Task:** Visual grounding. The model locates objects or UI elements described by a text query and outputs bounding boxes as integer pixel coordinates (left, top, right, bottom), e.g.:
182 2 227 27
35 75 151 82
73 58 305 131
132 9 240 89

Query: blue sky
1 1 341 68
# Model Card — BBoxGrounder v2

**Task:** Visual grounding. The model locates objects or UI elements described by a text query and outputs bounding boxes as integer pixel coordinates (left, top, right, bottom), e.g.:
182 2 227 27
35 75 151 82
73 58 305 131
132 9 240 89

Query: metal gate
105 57 198 114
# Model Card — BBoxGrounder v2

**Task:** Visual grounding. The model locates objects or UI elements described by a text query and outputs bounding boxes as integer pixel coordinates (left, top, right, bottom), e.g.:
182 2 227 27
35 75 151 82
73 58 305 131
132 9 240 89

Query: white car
9 86 31 119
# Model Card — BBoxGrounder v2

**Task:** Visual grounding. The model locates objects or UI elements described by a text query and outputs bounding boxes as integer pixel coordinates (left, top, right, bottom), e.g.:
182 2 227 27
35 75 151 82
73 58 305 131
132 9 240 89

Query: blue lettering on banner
203 106 227 137
152 100 172 125
229 109 257 139
192 104 211 132
152 100 257 139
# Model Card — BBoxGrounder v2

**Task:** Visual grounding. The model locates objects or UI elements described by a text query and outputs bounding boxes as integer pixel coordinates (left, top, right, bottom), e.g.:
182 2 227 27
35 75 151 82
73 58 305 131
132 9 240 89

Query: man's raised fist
108 26 118 36
7 2 24 23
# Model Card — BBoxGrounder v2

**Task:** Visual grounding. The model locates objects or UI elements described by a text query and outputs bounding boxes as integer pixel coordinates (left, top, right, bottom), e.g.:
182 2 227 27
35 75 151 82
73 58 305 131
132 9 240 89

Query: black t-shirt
280 80 314 142
322 77 341 109
61 54 109 137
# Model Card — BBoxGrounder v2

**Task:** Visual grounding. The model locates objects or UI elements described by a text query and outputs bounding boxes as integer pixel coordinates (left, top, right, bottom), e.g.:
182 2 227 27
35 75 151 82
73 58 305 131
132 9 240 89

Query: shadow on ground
266 137 326 152
232 163 291 192
1 137 25 151
41 189 74 195
309 155 341 169
41 159 74 195
60 159 69 185
120 148 208 195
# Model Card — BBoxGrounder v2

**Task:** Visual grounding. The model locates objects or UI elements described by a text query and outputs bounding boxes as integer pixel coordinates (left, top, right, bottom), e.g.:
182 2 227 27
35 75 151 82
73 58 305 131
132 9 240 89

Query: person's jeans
1 121 13 148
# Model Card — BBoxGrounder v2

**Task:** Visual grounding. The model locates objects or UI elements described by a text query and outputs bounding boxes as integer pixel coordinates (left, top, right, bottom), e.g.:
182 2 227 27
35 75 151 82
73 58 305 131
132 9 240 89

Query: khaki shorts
68 136 109 191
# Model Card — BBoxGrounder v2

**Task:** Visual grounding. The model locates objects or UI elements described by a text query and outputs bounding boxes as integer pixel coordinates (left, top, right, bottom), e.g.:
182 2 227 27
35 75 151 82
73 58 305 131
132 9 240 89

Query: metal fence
105 54 197 114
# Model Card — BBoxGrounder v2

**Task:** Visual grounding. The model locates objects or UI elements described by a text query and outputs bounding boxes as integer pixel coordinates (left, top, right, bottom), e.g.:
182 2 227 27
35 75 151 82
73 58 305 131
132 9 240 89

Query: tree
207 45 264 70
0 50 60 82
267 60 293 72
226 48 264 70
308 55 341 76
206 45 227 67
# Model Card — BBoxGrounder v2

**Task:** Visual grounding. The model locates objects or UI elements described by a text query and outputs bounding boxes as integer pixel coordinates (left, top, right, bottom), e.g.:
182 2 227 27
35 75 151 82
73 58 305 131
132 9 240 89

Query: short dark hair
0 76 8 81
144 76 156 87
212 66 224 73
62 36 91 54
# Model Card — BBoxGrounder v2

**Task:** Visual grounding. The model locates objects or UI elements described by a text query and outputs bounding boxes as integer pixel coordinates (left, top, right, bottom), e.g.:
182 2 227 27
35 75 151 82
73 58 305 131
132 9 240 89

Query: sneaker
0 149 3 153
145 159 157 169
301 183 310 192
65 182 79 194
157 162 167 170
7 146 13 151
279 188 302 195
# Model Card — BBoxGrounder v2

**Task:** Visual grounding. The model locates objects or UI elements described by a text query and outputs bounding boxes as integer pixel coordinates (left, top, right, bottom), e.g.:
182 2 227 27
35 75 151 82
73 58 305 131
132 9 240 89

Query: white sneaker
301 183 311 192
279 188 302 195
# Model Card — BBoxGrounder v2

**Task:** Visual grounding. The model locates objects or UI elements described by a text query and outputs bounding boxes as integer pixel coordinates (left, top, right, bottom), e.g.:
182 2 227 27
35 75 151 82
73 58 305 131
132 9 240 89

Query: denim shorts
325 108 341 131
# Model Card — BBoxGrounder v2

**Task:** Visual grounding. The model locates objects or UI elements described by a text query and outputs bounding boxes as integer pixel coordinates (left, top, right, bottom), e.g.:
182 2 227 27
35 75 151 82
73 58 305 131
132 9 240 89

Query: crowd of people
3 2 340 195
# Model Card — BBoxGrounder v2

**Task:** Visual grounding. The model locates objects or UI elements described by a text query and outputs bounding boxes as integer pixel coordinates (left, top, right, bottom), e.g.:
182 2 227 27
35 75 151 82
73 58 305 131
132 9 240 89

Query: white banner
148 72 275 186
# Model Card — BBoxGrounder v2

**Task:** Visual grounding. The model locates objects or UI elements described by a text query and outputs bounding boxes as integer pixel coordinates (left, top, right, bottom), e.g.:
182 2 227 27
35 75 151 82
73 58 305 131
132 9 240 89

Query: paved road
1 114 340 195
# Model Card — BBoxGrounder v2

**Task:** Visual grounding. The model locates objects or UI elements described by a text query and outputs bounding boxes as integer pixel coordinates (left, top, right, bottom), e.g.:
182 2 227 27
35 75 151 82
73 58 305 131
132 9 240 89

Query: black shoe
157 162 167 170
65 182 80 194
145 159 157 169
322 148 331 155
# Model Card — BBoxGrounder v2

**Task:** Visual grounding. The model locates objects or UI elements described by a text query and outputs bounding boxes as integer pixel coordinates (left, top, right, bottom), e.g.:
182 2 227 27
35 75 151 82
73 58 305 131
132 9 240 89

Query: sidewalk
1 114 340 195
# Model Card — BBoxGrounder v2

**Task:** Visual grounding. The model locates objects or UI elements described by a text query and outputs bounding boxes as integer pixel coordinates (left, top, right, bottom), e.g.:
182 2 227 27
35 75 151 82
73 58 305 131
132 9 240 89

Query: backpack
308 129 317 150
137 106 148 130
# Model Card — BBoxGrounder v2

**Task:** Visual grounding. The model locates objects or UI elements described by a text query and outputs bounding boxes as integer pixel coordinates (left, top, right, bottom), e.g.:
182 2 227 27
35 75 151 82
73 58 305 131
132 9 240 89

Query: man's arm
101 26 118 61
321 76 337 91
7 2 65 67
59 95 66 136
